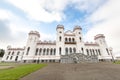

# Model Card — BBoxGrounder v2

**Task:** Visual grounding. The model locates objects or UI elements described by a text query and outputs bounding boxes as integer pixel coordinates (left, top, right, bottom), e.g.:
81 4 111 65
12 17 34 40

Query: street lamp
109 47 115 63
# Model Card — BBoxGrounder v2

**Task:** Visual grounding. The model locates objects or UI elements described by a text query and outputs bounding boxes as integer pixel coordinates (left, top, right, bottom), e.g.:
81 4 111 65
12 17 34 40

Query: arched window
15 56 18 61
35 48 38 55
70 47 72 53
79 37 81 42
6 56 9 60
90 49 92 56
65 38 67 42
12 51 14 55
95 49 98 55
39 48 42 55
10 56 13 60
43 48 46 55
98 49 101 55
46 48 49 55
72 38 75 42
92 49 95 55
50 49 53 55
26 47 30 55
106 48 110 55
73 48 76 53
81 47 84 53
54 48 56 55
59 47 61 55
17 51 20 55
69 38 71 42
65 48 68 55
86 49 89 55
59 36 62 41
8 52 11 55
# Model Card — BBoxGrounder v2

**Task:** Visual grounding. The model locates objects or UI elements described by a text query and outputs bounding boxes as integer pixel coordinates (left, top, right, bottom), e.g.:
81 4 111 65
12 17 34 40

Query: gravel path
20 62 120 80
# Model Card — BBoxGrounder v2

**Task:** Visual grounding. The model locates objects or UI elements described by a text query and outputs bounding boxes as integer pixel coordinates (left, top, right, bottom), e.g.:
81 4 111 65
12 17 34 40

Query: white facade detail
2 25 113 63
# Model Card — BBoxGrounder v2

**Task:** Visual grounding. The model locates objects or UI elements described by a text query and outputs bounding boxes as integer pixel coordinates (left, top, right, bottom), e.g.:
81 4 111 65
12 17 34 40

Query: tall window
35 48 38 55
17 51 20 55
65 38 67 42
95 49 98 55
81 47 84 53
8 52 11 55
79 37 81 42
10 56 13 60
92 49 95 55
86 49 89 55
59 47 61 55
26 47 30 55
59 36 62 41
73 48 76 53
46 48 49 55
39 48 42 55
106 48 110 55
65 48 68 55
6 56 9 60
12 51 14 55
72 38 75 42
90 49 92 56
70 47 72 53
69 38 71 42
98 49 101 55
54 49 56 55
50 49 53 55
43 48 46 55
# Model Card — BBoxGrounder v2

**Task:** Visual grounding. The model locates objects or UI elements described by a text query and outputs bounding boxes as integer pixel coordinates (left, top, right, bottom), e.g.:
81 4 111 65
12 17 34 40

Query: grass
114 60 120 64
0 63 46 80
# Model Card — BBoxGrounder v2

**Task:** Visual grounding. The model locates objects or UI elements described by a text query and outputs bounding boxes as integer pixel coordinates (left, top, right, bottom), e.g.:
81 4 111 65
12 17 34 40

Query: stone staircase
60 53 98 63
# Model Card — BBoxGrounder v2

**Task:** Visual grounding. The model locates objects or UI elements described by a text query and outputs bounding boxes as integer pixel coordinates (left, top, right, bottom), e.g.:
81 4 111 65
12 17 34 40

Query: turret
73 25 84 53
94 34 107 47
94 34 111 59
24 31 40 60
56 24 65 56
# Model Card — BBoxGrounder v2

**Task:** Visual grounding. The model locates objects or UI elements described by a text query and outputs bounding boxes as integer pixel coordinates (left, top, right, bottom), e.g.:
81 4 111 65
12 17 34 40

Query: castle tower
56 25 65 56
94 34 112 60
23 31 40 62
73 26 84 53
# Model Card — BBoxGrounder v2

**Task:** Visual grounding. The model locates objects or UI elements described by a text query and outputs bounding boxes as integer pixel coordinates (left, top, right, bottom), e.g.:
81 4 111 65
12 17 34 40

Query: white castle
2 25 113 63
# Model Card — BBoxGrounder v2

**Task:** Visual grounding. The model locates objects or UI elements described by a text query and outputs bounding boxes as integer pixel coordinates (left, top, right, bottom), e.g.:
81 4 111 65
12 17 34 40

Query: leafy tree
0 49 5 57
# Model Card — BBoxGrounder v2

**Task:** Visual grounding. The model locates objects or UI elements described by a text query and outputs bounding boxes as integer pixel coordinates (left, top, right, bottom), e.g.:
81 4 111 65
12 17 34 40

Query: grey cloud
0 20 12 40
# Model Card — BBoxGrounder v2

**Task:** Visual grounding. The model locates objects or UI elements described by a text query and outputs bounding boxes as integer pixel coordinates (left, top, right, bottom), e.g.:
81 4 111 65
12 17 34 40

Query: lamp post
109 47 115 63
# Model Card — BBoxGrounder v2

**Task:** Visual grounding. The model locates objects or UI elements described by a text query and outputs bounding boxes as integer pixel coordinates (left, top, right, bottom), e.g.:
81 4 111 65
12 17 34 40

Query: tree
0 49 5 57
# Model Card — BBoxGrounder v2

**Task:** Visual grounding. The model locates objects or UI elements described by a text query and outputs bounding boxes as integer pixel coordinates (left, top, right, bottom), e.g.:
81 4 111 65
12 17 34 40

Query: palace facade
2 25 113 63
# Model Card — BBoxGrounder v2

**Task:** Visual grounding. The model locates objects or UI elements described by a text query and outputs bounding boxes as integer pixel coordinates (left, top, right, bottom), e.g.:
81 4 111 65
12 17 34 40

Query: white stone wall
2 25 113 62
2 49 24 62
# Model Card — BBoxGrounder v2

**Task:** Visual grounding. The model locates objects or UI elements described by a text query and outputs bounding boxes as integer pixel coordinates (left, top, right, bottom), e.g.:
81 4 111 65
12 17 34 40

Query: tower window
26 47 30 55
35 48 38 55
106 48 110 55
80 37 81 42
98 49 101 55
59 31 62 33
59 36 62 41
59 47 61 55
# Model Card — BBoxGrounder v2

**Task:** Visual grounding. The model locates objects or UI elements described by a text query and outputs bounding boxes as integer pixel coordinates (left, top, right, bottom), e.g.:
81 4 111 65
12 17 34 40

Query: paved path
20 63 120 80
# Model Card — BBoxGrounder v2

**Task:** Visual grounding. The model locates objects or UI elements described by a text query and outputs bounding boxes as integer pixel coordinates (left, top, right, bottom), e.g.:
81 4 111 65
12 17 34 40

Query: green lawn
0 63 46 80
114 60 120 64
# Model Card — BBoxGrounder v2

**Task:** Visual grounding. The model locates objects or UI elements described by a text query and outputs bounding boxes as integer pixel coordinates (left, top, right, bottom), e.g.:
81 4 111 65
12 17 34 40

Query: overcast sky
0 0 120 56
